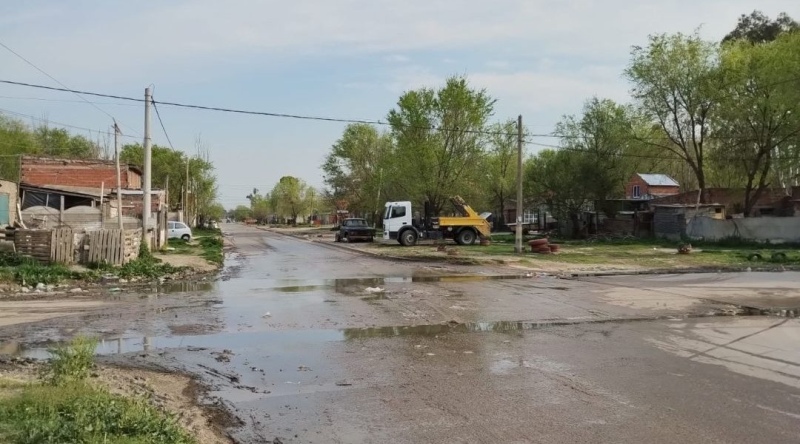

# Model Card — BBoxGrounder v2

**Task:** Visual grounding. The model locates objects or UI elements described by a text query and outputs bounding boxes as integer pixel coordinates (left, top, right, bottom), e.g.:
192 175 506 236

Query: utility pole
142 87 152 248
515 115 524 254
185 159 190 226
113 122 123 232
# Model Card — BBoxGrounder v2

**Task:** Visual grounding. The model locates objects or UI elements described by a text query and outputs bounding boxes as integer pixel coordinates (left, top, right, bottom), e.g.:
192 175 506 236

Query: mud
3 224 800 443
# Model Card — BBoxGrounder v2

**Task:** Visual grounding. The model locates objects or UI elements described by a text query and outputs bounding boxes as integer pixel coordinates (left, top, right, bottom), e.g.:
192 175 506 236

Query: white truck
382 196 492 246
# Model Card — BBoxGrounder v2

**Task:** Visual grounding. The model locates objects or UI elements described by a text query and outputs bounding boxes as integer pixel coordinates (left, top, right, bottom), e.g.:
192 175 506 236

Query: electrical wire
0 95 139 107
1 77 799 145
151 88 177 151
0 42 141 137
0 107 138 139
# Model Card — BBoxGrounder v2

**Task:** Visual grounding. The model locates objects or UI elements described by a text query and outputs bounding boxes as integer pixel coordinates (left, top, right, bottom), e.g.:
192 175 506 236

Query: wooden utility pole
515 115 524 254
114 122 124 232
142 87 152 247
185 159 190 225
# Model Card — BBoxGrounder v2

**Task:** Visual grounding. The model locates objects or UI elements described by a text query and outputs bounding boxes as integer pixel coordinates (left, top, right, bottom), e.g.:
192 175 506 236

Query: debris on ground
365 287 384 293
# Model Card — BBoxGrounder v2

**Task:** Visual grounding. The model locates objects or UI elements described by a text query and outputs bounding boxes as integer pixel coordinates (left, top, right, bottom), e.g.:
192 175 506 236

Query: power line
0 107 138 139
0 42 142 137
2 76 799 141
151 88 177 151
0 95 139 107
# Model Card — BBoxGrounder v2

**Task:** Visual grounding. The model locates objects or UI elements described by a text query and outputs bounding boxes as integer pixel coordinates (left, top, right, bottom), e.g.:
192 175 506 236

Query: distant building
626 173 680 200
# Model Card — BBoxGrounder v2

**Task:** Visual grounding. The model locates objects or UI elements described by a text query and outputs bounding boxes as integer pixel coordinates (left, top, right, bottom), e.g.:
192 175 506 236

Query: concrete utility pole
515 115 524 254
142 87 152 247
185 159 190 225
113 121 123 232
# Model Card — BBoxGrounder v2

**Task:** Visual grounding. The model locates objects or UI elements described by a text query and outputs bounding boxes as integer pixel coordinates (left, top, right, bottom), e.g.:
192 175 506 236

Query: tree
206 203 226 221
554 98 643 206
322 123 392 224
232 205 252 222
483 120 520 228
525 149 596 238
271 176 309 225
625 32 721 201
120 140 218 227
120 143 187 209
387 76 495 213
723 11 799 44
714 32 800 215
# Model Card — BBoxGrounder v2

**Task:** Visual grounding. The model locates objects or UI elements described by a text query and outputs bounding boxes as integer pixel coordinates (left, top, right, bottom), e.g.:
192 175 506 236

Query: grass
366 235 800 270
164 228 224 265
0 337 195 444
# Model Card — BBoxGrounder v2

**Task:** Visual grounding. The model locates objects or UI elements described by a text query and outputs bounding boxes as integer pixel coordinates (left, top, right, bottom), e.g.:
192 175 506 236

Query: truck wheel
456 229 476 246
399 229 418 246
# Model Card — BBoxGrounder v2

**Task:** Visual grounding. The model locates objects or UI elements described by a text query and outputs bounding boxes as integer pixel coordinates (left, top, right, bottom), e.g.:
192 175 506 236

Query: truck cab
383 201 414 242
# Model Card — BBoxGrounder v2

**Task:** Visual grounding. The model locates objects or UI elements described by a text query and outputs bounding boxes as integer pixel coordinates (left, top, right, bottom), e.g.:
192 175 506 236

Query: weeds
39 336 97 386
0 336 195 444
199 236 224 264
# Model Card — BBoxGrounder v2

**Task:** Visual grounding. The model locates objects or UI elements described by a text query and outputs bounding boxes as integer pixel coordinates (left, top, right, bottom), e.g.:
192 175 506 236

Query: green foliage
625 32 721 194
40 336 98 386
0 383 194 444
199 235 224 264
322 123 393 219
14 262 75 286
714 31 800 215
0 336 192 443
483 120 520 226
119 143 219 225
0 114 106 181
387 75 496 213
722 10 799 44
232 205 252 221
270 176 311 224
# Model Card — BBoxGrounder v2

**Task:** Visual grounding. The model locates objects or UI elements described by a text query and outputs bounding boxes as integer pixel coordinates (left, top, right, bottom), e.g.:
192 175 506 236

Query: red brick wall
20 157 140 189
626 175 679 198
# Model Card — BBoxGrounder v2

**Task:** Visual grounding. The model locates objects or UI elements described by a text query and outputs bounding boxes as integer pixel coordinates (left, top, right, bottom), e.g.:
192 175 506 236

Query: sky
1 1 798 208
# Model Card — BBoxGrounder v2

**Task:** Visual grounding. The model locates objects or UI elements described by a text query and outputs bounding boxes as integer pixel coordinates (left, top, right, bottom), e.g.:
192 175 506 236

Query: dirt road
2 224 800 443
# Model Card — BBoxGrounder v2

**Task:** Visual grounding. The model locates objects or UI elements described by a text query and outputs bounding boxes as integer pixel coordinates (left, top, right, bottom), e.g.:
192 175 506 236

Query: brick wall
626 175 679 199
21 157 141 189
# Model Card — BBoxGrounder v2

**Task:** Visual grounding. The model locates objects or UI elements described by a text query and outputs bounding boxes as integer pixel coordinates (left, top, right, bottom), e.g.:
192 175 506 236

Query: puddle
1 318 637 359
266 274 533 295
159 281 217 294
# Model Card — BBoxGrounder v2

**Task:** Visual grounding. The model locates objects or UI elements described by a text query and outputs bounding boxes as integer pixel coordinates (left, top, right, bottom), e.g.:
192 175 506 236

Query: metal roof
637 173 679 187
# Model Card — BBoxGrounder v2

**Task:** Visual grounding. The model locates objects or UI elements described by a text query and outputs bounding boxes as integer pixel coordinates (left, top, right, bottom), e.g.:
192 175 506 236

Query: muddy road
2 224 800 443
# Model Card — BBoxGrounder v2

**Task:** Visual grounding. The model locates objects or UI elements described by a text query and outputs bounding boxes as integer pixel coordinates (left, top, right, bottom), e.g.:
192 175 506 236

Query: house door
0 193 9 226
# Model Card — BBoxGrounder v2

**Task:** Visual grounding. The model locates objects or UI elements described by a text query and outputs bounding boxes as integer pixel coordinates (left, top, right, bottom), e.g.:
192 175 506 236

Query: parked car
168 221 193 241
335 218 375 242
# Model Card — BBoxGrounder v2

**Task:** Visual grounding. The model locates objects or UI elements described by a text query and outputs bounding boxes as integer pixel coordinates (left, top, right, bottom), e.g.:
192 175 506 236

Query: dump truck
382 196 491 246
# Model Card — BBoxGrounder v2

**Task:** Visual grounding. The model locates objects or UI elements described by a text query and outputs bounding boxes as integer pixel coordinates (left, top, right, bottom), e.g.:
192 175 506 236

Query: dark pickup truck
335 218 375 242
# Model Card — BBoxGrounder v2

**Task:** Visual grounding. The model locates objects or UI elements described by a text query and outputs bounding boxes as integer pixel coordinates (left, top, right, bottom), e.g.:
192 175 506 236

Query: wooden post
59 195 64 225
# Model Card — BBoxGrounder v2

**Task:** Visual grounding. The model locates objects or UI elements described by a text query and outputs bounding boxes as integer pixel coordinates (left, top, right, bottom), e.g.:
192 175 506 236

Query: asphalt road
2 224 800 443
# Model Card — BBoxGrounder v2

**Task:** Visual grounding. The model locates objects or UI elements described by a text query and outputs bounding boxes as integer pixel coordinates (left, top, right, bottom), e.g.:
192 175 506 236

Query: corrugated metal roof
637 173 679 187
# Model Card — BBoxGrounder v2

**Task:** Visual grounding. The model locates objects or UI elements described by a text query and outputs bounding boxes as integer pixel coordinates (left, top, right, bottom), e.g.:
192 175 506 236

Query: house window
632 185 641 198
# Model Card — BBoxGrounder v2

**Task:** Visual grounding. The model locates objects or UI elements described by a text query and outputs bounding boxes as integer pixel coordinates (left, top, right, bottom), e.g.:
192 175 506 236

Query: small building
652 204 726 240
626 174 680 200
650 188 795 217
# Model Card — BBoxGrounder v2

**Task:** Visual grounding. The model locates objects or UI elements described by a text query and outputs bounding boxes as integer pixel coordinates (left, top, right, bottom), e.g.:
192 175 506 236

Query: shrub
40 336 98 386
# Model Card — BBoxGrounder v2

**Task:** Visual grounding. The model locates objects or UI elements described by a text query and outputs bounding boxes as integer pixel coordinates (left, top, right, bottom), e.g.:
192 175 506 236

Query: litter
262 312 272 318
365 287 384 293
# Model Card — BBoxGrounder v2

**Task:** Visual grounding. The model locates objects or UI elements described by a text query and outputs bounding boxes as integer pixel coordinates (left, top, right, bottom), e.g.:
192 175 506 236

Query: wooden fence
12 228 142 265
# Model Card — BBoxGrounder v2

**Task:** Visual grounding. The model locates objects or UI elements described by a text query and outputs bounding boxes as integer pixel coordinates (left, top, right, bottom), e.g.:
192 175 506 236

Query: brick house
19 156 162 216
20 156 142 189
626 173 680 200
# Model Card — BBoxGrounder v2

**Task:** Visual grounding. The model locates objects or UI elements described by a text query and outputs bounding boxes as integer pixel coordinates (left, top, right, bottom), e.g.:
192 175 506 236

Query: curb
252 226 800 277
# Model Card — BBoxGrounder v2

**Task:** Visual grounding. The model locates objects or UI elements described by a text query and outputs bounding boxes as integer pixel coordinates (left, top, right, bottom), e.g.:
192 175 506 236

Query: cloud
384 55 411 63
2 0 794 84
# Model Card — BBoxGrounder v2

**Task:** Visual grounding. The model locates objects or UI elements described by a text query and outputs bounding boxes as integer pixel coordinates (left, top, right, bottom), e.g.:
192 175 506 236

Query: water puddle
2 318 624 359
267 274 533 294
